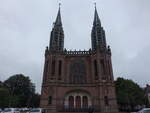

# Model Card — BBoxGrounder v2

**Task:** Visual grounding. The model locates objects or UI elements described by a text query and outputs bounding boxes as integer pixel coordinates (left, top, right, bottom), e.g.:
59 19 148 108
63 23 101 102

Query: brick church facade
40 5 118 112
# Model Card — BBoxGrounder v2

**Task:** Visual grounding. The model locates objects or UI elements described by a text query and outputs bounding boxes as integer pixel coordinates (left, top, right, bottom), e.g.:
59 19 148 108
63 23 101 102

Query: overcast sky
0 0 150 93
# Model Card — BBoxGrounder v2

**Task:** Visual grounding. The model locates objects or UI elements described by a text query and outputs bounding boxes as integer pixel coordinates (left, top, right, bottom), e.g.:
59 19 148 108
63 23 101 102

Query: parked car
21 108 29 111
3 108 20 113
137 108 150 113
27 108 45 113
0 109 2 113
16 108 22 112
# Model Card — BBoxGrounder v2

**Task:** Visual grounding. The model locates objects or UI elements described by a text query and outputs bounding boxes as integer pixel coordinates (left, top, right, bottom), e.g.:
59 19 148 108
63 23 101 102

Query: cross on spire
59 0 61 8
93 3 101 26
59 2 61 8
54 1 62 26
94 2 96 8
49 1 64 52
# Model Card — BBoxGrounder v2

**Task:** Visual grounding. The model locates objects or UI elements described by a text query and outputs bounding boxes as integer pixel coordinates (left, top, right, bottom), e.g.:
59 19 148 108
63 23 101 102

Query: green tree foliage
0 87 10 108
115 77 147 111
4 74 36 107
0 81 3 87
9 95 20 107
29 93 41 107
0 74 40 108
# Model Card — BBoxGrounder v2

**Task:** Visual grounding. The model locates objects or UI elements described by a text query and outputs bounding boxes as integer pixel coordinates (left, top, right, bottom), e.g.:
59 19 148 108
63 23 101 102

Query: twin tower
40 5 118 113
50 5 107 52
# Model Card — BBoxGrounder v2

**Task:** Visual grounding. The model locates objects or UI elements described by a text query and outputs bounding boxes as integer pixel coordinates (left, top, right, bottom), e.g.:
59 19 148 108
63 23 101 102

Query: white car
28 108 45 113
138 108 150 113
21 108 29 111
0 109 2 113
3 108 20 113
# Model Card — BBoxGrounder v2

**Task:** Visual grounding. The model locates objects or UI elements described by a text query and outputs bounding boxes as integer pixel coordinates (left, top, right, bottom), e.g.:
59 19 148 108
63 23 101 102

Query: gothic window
94 60 98 80
52 60 56 75
100 59 105 75
59 35 63 50
82 96 88 108
105 87 109 94
45 61 49 74
48 96 52 104
107 60 112 80
108 61 111 75
106 61 109 75
104 96 109 106
69 60 86 84
58 60 62 80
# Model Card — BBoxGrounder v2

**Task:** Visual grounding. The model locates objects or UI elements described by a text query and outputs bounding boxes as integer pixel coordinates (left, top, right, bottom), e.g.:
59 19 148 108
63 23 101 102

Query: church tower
49 6 64 52
91 6 106 51
40 4 118 113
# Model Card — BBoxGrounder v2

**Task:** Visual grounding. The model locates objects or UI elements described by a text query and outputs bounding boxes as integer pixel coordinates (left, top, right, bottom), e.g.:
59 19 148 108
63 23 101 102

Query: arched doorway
75 96 81 108
69 96 74 108
64 90 92 110
82 96 88 108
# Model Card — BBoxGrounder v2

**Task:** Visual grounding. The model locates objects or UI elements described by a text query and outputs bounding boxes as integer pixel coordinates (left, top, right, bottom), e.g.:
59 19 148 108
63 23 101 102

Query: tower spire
55 3 62 26
49 3 64 52
91 3 106 51
93 3 101 26
94 2 96 8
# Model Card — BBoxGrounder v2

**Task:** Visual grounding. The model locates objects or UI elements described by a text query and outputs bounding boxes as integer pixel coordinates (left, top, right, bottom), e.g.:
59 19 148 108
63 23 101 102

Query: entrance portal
76 96 81 108
64 91 92 110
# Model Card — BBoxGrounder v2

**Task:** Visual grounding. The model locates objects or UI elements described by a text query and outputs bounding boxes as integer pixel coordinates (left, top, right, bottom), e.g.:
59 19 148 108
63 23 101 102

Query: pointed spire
93 3 101 26
55 3 62 26
91 3 107 51
49 2 64 52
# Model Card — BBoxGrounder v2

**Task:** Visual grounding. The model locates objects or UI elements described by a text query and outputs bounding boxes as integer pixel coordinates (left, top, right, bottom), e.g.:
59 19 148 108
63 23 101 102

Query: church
40 5 118 112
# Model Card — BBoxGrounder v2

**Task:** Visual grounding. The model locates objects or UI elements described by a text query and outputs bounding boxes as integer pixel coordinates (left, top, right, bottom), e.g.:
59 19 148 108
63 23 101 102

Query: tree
0 81 3 88
9 95 20 107
29 93 41 107
115 77 147 112
0 87 10 108
4 74 35 107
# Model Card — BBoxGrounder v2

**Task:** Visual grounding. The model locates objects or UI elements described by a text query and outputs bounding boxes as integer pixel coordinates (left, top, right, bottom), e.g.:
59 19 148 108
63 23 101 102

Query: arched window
94 60 98 80
69 96 74 108
44 60 49 81
51 60 55 75
45 61 49 74
100 59 106 75
69 60 86 84
58 60 62 80
48 96 52 104
82 96 88 108
104 96 109 106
